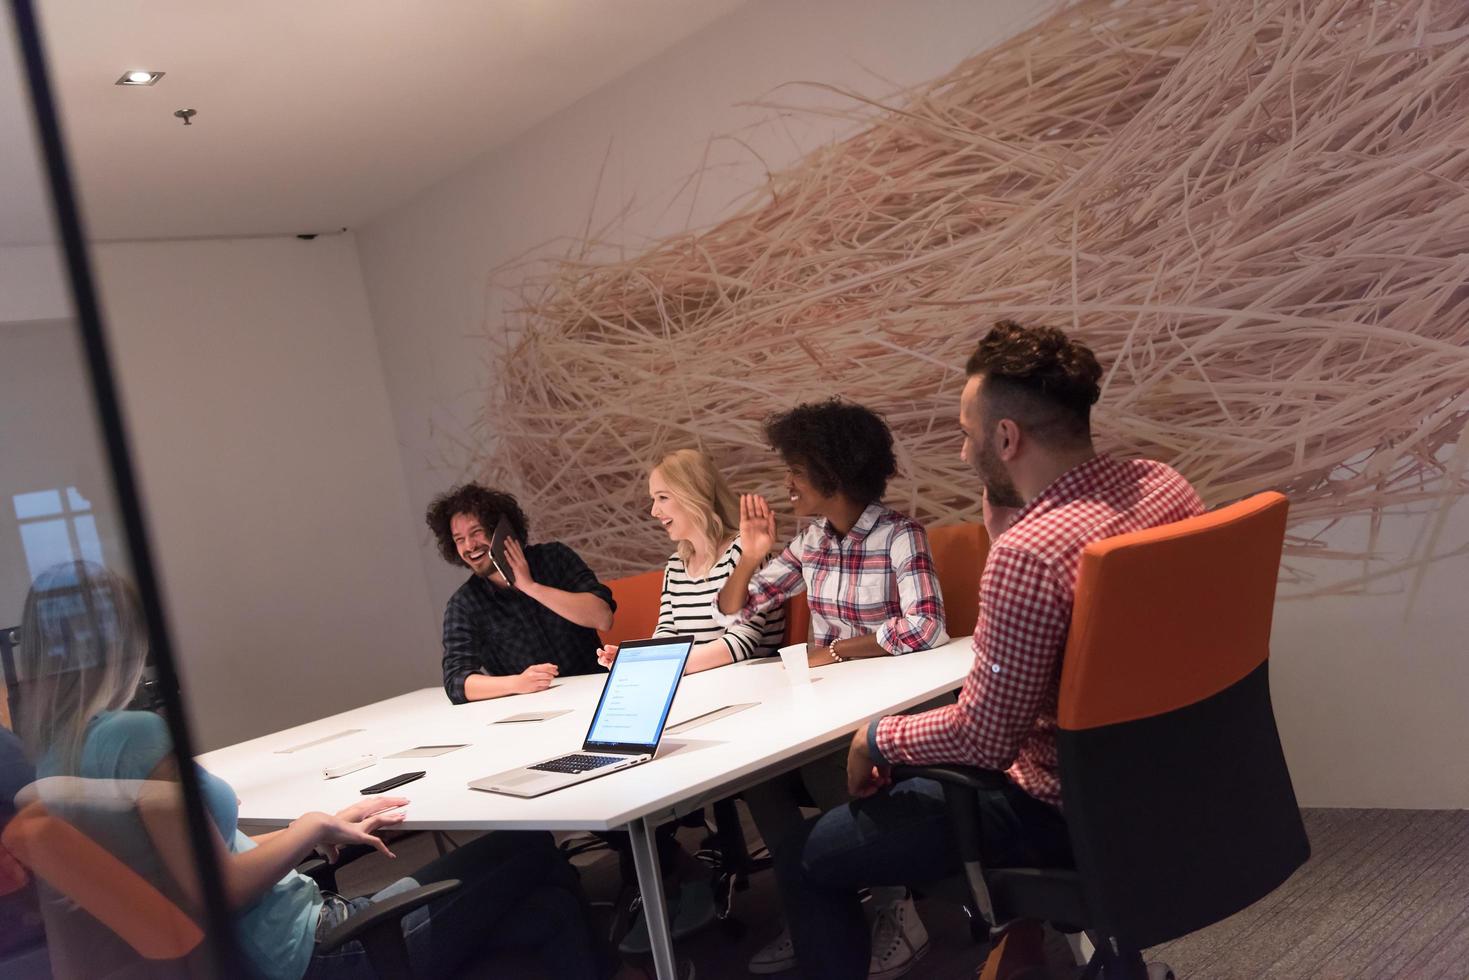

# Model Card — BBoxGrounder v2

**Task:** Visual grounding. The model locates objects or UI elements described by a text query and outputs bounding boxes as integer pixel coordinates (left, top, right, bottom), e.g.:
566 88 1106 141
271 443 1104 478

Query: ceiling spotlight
116 70 164 86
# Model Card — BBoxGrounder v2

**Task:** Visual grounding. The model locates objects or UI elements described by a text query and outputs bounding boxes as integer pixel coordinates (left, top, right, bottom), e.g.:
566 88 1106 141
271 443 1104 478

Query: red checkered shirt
713 503 949 654
873 455 1204 808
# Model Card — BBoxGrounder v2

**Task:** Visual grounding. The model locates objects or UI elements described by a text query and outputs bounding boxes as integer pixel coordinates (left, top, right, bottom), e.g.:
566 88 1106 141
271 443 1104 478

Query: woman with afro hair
714 398 947 978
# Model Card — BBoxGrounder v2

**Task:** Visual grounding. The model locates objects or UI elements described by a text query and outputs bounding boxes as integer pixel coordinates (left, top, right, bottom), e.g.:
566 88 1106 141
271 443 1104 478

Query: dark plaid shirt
440 541 615 704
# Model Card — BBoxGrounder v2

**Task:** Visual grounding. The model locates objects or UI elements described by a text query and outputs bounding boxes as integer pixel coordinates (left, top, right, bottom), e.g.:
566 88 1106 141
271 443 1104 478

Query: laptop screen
583 636 693 753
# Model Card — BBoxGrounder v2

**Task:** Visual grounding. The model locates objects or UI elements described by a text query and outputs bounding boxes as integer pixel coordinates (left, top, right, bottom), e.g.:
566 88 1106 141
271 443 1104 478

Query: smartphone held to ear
489 514 516 587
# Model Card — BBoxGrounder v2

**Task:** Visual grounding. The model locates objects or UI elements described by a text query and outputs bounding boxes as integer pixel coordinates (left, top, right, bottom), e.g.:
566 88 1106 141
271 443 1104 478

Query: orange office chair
4 793 458 980
896 492 1309 979
927 522 989 638
782 591 810 647
601 569 665 648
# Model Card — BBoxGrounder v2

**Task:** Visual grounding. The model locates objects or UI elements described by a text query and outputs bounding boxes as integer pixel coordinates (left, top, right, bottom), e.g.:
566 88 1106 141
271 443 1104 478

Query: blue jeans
774 776 1072 980
303 830 611 979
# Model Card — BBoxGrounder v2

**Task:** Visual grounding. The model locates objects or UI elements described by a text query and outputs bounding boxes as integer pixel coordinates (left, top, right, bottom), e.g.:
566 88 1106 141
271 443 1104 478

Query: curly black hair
425 484 528 567
764 399 897 505
966 319 1102 444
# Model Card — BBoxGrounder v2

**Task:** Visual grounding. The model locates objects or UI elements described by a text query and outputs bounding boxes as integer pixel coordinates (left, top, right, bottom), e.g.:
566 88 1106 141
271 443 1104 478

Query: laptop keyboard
528 753 625 774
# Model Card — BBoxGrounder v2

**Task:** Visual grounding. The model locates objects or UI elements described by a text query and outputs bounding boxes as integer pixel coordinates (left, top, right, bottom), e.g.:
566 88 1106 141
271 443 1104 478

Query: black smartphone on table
360 771 425 795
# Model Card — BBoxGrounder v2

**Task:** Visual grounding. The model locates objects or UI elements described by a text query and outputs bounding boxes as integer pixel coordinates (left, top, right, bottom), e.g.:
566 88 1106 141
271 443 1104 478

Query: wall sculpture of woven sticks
481 0 1469 596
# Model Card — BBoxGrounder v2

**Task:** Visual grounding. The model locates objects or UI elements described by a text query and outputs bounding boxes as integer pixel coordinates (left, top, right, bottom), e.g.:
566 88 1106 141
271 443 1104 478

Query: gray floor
337 807 1469 979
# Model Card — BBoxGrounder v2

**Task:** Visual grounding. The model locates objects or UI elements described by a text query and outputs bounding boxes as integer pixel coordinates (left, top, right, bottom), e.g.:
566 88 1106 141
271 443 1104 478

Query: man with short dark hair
425 484 614 703
775 321 1205 980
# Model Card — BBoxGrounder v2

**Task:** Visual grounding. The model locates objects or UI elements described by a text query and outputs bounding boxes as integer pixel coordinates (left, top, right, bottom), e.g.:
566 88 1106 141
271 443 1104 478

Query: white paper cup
778 642 811 684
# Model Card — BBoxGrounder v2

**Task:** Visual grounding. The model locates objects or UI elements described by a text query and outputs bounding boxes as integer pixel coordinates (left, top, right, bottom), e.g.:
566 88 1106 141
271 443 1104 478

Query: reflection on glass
10 562 209 976
12 490 63 520
14 487 103 579
2 0 231 973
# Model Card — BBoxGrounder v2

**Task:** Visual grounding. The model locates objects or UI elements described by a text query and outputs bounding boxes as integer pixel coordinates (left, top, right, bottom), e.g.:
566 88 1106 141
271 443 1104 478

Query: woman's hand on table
807 646 838 667
307 796 408 862
596 644 618 669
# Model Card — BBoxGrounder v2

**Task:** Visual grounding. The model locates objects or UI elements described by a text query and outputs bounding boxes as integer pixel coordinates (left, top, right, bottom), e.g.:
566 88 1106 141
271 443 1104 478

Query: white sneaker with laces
867 896 929 980
747 925 796 974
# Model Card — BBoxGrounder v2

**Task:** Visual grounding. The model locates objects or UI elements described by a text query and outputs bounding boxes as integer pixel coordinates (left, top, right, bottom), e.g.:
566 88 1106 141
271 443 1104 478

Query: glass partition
2 0 238 974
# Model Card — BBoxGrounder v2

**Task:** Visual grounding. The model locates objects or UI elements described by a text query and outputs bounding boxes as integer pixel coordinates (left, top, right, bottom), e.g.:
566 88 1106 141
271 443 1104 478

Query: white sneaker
748 925 796 975
867 896 929 980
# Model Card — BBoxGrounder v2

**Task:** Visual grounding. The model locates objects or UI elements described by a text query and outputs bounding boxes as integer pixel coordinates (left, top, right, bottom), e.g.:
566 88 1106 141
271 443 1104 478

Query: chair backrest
927 523 989 637
601 568 665 648
1 626 20 731
4 798 203 972
1055 491 1308 949
781 592 810 648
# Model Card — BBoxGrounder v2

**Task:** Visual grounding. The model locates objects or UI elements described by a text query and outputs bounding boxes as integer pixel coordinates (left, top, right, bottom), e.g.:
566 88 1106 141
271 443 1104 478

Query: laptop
470 635 695 798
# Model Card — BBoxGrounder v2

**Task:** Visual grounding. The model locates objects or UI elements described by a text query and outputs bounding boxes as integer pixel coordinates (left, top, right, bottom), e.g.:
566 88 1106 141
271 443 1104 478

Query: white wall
0 246 128 634
1 237 439 750
356 0 1469 809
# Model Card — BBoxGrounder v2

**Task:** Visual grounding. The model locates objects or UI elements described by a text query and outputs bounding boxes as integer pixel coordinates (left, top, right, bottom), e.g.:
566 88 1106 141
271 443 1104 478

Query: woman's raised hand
739 494 777 556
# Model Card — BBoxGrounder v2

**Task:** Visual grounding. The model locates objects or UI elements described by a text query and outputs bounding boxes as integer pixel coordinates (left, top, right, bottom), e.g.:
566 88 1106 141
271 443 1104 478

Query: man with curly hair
777 322 1205 980
714 398 949 979
425 484 614 704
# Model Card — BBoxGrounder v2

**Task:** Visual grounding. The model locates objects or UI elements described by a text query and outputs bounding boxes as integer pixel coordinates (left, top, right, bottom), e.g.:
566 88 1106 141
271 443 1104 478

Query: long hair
652 449 739 570
15 561 149 774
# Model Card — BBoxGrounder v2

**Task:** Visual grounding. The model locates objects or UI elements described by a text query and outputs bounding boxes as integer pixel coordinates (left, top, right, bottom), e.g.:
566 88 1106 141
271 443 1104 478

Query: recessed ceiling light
116 70 164 86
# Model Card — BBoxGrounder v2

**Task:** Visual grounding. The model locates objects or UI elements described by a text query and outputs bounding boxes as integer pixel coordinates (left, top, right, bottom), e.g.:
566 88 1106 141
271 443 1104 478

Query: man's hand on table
512 662 559 693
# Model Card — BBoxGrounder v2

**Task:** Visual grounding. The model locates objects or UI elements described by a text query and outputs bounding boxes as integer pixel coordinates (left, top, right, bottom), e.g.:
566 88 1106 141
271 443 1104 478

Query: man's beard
977 438 1024 508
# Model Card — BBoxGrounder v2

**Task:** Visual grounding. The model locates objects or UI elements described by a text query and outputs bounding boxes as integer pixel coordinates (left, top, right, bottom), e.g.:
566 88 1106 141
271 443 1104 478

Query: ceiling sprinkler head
173 108 197 126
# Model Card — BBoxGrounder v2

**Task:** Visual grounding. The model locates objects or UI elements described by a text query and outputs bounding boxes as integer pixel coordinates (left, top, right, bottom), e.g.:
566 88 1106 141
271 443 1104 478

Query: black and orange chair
4 791 458 979
0 834 48 978
896 492 1309 979
927 522 989 638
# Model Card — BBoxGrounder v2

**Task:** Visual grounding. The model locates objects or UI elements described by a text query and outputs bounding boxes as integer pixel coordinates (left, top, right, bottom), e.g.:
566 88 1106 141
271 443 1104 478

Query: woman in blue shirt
13 562 620 979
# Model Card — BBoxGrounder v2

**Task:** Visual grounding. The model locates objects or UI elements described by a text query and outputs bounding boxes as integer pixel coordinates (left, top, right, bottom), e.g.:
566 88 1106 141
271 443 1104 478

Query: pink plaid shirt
714 503 948 654
873 455 1204 808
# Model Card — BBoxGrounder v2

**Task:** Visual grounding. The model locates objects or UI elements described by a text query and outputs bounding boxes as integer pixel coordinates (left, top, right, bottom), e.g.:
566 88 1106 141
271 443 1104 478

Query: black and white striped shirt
654 537 785 661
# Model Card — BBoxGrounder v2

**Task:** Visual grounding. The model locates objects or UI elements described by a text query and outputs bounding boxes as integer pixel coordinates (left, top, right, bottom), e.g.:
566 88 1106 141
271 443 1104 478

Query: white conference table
200 637 974 979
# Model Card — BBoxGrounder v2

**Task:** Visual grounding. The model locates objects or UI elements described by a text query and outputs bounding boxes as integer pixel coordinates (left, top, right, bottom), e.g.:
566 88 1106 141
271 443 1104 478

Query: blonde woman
594 449 785 956
598 448 785 674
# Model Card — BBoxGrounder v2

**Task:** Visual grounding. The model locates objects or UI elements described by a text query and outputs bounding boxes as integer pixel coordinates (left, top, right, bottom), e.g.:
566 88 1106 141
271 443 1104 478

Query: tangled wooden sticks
482 0 1469 589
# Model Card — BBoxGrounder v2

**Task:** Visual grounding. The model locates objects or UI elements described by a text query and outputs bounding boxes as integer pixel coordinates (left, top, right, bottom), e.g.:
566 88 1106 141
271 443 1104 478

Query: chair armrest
298 843 379 893
890 765 1010 928
891 765 1009 879
297 856 330 885
317 879 460 953
891 764 1012 792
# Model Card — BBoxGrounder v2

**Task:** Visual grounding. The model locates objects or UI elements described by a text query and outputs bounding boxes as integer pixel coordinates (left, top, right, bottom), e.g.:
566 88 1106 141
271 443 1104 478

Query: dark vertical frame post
6 0 242 973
